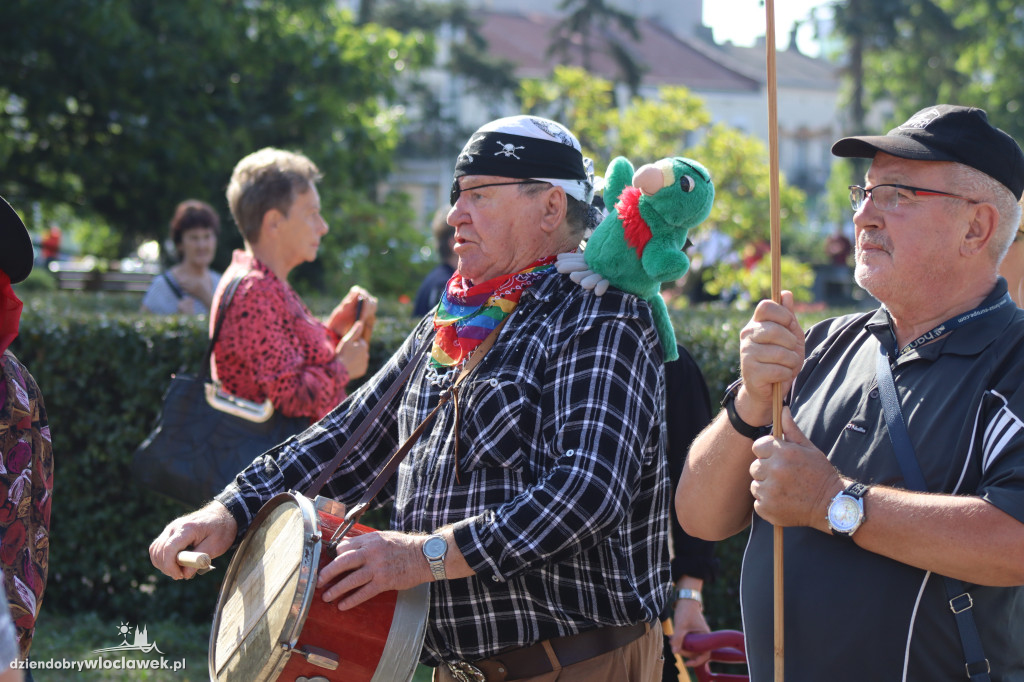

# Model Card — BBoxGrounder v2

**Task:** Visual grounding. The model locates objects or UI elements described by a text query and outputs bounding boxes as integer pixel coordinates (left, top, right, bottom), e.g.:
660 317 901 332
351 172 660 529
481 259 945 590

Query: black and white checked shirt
217 272 671 665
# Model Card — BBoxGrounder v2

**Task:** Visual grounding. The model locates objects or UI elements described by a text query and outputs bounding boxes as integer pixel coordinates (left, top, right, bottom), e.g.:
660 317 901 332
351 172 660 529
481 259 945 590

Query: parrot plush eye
679 175 695 192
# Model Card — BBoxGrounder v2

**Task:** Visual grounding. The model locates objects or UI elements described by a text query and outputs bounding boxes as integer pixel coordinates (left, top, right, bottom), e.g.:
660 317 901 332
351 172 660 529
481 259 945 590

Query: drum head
209 493 319 682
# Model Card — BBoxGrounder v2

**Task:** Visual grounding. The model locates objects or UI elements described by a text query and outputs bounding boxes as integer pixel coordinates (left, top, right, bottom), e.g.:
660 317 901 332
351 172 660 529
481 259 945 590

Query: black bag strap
201 274 246 380
162 272 185 300
876 343 991 682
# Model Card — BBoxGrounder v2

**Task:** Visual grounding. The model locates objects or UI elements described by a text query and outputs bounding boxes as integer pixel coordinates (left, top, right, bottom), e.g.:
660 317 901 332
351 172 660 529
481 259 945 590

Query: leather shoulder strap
317 319 507 542
305 332 433 497
202 274 245 380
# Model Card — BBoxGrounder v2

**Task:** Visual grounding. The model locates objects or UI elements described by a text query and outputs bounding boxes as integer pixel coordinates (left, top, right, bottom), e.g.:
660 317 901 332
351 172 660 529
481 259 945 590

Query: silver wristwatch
674 588 704 611
423 534 448 581
826 482 869 537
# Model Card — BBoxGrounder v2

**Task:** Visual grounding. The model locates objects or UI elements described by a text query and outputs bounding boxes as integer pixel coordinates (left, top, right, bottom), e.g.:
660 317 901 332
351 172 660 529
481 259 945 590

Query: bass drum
209 492 429 682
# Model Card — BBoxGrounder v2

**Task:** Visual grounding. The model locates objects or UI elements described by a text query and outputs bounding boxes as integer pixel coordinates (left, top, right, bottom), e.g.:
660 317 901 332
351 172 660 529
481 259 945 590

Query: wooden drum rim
208 491 322 682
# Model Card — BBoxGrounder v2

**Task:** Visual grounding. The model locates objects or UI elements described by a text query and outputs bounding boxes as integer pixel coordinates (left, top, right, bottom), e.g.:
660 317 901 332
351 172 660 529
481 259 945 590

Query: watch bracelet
674 588 703 610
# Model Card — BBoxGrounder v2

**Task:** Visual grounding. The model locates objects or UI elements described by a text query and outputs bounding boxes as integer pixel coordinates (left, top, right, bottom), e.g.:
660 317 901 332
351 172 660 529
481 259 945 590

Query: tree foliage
1 0 430 294
828 0 1024 146
548 0 645 95
520 66 812 301
361 0 520 159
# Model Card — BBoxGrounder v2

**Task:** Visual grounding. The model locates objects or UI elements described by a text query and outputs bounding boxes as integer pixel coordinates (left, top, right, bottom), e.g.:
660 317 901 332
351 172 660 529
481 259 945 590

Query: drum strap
306 333 433 499
314 320 507 549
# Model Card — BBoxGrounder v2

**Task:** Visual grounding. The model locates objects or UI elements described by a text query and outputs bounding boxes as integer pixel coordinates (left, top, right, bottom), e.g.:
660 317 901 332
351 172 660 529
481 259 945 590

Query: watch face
828 496 862 532
424 536 447 559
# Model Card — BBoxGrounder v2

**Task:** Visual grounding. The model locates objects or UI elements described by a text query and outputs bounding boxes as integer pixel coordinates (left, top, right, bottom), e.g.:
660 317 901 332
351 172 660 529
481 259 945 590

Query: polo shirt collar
865 278 1016 361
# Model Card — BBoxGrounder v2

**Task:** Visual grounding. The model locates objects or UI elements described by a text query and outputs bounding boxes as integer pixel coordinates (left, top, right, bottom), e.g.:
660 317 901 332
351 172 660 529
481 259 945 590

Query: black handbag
133 275 307 507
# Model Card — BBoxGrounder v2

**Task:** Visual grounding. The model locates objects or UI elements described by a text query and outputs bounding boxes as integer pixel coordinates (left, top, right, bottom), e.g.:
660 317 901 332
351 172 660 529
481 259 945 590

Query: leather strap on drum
325 320 506 548
306 334 432 498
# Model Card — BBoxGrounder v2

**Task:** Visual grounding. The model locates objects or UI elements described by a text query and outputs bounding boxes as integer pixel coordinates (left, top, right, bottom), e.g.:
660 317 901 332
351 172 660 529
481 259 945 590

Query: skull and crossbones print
494 141 525 159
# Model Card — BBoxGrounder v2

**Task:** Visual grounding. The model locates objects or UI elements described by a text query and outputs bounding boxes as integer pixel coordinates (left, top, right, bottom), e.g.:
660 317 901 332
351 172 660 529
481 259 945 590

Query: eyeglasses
848 184 979 212
450 179 548 206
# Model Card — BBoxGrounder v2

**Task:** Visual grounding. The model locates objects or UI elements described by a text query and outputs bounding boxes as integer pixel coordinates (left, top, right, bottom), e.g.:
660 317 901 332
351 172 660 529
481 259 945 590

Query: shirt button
869 389 879 400
491 575 500 582
489 378 499 388
565 449 575 457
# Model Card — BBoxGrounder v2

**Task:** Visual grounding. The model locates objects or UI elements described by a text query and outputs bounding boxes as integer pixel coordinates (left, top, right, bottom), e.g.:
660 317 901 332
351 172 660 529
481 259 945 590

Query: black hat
0 196 34 283
832 105 1024 200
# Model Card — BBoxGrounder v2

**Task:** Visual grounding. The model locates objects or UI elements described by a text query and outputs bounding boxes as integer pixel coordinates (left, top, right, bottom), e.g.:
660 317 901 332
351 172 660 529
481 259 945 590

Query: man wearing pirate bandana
152 116 671 681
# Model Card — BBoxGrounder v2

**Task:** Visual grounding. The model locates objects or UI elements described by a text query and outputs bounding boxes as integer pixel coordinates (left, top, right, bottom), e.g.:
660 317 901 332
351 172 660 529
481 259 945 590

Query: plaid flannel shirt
217 272 671 665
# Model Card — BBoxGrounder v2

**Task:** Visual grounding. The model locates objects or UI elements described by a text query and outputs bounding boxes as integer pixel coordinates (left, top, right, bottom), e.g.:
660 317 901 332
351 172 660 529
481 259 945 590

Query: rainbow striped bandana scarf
430 255 558 370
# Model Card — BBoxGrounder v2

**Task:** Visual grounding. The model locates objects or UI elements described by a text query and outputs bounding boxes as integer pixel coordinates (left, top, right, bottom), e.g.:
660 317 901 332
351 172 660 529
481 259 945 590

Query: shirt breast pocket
454 373 533 474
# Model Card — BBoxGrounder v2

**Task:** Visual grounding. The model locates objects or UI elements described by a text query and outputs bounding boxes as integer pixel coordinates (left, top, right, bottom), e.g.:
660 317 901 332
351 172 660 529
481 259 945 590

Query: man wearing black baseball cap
679 105 1024 680
0 195 53 674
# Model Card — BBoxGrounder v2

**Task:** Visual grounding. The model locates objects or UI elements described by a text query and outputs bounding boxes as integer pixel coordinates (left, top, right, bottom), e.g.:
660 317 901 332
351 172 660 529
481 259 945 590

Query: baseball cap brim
0 197 34 284
831 135 959 163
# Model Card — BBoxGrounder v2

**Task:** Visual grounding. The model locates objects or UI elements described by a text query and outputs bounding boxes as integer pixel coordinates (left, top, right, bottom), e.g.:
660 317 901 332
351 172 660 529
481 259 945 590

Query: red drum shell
209 492 428 682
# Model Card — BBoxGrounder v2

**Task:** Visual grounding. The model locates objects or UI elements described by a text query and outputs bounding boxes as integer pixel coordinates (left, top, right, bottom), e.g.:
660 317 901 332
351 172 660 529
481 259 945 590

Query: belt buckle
448 660 487 682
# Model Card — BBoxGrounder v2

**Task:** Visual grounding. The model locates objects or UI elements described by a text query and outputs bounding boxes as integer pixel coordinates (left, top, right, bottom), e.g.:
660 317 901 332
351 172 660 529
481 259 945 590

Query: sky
703 0 831 56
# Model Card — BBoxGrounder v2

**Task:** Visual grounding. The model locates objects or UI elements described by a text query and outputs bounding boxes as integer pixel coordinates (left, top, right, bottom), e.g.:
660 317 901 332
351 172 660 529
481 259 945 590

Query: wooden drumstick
176 551 214 574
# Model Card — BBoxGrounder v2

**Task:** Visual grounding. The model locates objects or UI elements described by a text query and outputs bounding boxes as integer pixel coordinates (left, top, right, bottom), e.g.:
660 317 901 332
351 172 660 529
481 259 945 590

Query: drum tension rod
283 642 340 671
326 501 368 551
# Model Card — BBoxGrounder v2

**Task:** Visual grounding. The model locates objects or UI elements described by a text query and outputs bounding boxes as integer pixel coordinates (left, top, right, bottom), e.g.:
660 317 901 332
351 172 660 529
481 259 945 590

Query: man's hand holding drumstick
149 502 237 580
176 550 214 574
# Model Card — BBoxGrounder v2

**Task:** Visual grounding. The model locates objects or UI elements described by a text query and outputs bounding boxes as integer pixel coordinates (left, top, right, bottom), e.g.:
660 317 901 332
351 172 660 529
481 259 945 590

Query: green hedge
10 291 838 633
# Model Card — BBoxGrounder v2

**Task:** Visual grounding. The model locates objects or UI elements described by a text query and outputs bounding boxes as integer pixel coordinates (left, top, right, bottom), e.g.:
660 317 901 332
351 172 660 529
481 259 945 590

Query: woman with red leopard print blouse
211 148 377 421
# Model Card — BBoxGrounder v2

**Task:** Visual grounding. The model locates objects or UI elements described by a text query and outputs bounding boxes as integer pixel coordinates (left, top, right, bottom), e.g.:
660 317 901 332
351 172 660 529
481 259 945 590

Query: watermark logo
93 622 165 655
10 622 186 673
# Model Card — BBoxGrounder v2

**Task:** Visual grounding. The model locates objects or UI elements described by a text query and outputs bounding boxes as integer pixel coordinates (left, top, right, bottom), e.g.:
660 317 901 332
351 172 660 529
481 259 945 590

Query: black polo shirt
742 280 1024 681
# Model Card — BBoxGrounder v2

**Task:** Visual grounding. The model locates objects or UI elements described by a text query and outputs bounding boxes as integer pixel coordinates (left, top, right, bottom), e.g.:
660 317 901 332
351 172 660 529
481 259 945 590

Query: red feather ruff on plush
615 186 652 258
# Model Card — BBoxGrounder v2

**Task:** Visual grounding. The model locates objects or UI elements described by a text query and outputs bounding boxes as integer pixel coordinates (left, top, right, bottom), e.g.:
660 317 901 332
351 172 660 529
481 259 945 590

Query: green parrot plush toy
557 156 715 362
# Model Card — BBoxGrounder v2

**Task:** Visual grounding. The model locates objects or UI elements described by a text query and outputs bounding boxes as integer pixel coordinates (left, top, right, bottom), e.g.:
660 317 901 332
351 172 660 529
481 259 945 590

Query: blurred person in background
211 148 376 421
413 209 457 317
998 198 1024 306
141 199 222 315
39 226 61 269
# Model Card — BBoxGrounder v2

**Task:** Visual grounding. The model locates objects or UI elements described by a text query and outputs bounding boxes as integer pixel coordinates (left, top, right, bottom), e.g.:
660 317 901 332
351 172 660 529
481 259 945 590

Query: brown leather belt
447 622 651 682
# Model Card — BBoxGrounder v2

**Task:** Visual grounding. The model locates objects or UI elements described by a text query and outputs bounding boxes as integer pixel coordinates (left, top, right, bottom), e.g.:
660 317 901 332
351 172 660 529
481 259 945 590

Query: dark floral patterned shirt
0 350 52 660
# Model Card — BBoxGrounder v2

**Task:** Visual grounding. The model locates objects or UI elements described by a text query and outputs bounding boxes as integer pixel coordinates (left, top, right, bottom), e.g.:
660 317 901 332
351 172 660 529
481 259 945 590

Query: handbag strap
201 274 246 380
875 343 991 682
319 320 507 547
162 272 185 300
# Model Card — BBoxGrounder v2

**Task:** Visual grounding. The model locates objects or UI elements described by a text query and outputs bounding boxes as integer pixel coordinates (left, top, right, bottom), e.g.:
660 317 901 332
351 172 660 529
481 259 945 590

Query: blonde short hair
225 148 322 244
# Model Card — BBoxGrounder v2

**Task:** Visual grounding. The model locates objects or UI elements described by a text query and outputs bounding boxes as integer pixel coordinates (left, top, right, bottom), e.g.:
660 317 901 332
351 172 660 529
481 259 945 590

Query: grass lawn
29 611 435 681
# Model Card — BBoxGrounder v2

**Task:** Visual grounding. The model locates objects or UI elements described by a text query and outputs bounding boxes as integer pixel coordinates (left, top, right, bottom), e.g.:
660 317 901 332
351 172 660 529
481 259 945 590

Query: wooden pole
764 0 785 679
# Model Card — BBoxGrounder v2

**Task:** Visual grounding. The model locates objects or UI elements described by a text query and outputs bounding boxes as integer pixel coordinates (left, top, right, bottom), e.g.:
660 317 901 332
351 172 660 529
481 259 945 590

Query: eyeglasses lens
849 186 865 211
849 186 899 212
